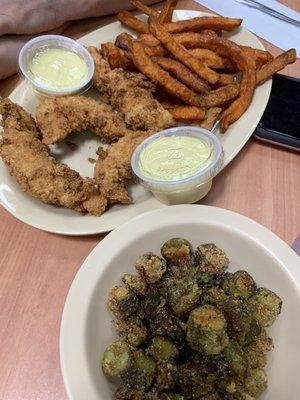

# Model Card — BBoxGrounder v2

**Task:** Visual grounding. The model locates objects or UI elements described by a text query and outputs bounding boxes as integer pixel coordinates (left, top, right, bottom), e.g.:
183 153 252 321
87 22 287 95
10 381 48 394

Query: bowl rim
60 204 300 400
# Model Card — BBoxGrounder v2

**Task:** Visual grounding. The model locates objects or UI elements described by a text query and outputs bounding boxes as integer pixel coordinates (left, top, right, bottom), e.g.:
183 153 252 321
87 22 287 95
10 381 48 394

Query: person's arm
0 0 160 36
0 0 160 80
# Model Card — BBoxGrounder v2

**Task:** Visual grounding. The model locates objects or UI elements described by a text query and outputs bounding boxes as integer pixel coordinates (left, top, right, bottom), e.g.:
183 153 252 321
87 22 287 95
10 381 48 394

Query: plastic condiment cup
18 34 94 97
131 127 224 205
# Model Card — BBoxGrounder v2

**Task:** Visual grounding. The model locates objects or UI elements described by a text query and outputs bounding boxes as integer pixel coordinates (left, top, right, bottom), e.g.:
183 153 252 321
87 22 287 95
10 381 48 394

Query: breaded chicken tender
36 96 130 145
0 98 107 215
94 130 152 204
88 46 175 132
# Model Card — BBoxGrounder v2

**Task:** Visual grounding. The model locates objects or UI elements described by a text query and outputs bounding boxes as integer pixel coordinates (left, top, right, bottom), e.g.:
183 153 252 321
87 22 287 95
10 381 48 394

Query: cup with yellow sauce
19 35 94 97
131 127 224 205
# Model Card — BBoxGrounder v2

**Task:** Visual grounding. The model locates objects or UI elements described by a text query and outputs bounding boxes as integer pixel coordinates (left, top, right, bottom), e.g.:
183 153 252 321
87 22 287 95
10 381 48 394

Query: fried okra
187 305 229 355
243 368 268 397
116 315 148 347
161 238 194 267
102 340 133 377
167 277 202 316
114 387 144 400
108 286 139 319
222 298 251 334
122 350 156 390
135 253 167 283
236 319 263 347
199 394 221 400
248 287 282 327
103 239 281 399
156 362 178 390
148 336 179 362
122 274 147 295
217 376 237 394
223 340 248 378
233 392 255 400
147 305 185 342
244 331 273 369
145 390 171 400
202 287 228 308
178 358 216 398
195 243 229 274
222 271 256 299
166 394 185 400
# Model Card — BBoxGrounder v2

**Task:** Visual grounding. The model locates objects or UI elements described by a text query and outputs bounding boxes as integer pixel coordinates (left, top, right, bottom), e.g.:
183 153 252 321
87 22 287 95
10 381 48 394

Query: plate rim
60 204 300 400
1 10 272 236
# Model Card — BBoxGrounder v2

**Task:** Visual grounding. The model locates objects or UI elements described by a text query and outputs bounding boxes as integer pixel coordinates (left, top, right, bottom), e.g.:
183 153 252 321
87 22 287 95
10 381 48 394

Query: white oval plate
60 205 300 400
1 11 272 235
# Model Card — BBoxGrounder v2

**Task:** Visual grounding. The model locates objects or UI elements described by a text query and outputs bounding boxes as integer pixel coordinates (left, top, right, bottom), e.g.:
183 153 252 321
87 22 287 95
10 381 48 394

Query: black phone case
254 74 300 151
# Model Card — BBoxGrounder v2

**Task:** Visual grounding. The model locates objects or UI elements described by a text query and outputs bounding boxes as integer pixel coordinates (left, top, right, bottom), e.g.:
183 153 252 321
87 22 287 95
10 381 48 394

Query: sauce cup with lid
131 127 224 205
18 34 94 97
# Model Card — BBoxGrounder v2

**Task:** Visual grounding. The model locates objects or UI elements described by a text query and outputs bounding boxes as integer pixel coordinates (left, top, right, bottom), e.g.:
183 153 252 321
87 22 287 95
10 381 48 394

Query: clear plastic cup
18 34 94 97
131 127 224 205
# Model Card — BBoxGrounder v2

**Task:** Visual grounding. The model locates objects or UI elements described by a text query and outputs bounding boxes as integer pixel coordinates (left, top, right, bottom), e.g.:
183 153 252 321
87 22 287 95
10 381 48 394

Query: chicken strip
36 96 130 145
94 130 152 204
88 46 175 132
0 98 107 215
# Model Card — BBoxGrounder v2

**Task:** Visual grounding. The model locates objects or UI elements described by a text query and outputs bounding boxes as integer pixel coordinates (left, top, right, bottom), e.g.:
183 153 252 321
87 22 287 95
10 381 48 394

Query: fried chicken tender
94 130 152 204
0 98 107 215
88 46 175 132
36 96 130 145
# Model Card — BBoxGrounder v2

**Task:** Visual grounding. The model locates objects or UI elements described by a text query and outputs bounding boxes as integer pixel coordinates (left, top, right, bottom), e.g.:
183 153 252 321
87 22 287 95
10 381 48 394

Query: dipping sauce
138 136 213 181
29 48 88 89
131 128 224 205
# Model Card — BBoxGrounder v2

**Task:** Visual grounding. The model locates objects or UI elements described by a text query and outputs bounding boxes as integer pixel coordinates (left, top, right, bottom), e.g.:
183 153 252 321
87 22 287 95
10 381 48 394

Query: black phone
254 73 300 151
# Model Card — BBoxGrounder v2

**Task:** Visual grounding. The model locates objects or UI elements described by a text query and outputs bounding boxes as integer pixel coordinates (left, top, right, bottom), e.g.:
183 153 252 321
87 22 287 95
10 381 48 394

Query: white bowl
60 205 300 400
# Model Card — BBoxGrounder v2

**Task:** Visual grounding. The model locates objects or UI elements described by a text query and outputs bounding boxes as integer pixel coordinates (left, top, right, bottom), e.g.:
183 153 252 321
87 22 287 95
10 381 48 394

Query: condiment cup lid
131 127 224 189
18 34 95 97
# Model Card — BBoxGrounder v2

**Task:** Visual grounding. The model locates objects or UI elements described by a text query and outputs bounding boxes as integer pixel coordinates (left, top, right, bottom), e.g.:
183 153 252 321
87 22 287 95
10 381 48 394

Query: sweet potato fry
144 44 167 57
139 30 217 48
132 42 239 108
216 73 236 86
199 107 222 130
189 48 235 70
140 32 236 70
115 32 134 52
197 84 239 108
148 17 220 84
171 31 218 48
130 0 159 17
139 33 160 47
101 42 134 70
132 41 203 105
152 56 210 94
164 105 206 121
256 48 296 85
124 15 241 35
179 34 256 131
117 11 149 33
166 32 271 68
241 46 273 67
159 0 178 23
164 16 242 33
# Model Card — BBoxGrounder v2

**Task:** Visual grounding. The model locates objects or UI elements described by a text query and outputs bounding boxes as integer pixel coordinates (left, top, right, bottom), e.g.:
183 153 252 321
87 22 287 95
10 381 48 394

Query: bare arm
0 0 160 35
0 0 160 80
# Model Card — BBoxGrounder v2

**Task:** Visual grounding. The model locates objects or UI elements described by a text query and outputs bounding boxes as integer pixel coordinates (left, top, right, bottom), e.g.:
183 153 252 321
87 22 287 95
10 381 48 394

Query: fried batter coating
36 96 130 145
0 98 107 215
94 130 151 204
88 46 174 132
0 97 36 132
